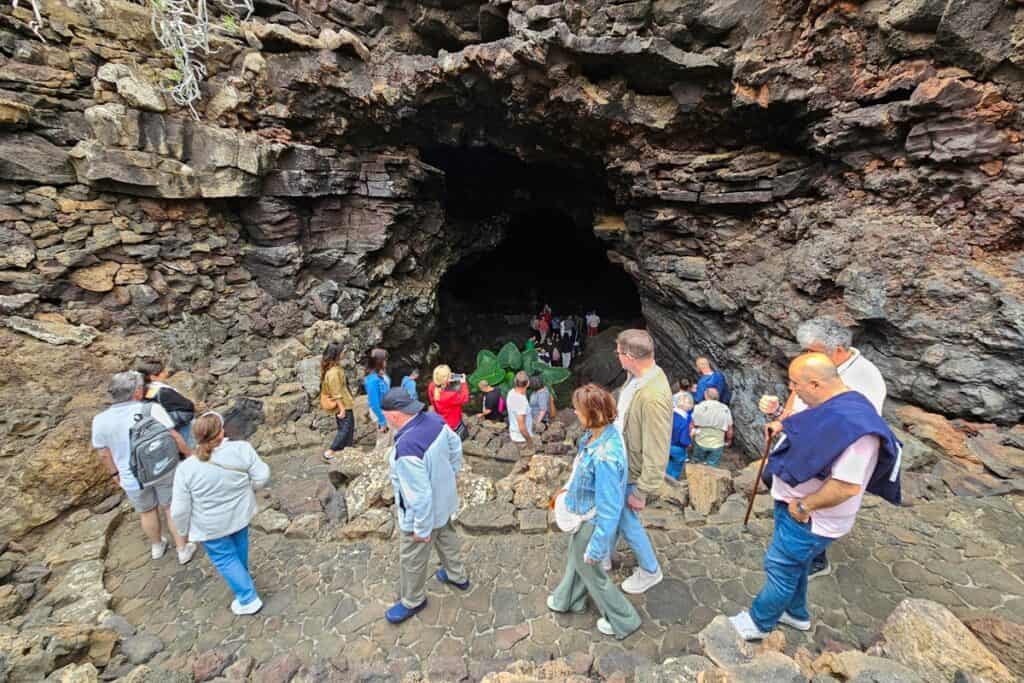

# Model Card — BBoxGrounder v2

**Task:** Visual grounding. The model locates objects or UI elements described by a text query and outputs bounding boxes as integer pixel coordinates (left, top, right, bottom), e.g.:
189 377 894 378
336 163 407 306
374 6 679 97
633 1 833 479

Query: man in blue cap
380 388 469 624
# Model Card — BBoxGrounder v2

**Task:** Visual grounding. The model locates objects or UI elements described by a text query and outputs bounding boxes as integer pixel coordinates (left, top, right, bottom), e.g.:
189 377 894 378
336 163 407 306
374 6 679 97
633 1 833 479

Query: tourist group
91 314 900 642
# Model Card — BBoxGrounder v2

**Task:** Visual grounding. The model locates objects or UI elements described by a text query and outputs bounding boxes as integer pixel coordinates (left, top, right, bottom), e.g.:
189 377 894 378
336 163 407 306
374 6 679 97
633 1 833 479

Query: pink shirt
771 434 880 539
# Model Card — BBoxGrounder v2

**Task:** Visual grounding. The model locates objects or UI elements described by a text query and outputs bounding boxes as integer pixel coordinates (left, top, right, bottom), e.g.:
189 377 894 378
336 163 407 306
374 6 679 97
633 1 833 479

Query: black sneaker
808 556 831 579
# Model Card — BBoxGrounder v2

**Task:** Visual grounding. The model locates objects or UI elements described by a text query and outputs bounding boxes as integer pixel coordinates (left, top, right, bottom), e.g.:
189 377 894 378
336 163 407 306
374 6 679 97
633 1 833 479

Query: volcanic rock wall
0 0 1022 531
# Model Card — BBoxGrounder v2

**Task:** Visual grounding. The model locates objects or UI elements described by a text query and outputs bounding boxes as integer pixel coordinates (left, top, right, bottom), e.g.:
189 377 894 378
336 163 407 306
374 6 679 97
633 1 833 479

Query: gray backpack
129 403 180 486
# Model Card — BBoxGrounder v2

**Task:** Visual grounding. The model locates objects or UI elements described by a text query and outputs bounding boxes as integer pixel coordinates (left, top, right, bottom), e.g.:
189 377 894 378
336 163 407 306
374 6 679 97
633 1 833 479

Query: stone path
100 447 1024 677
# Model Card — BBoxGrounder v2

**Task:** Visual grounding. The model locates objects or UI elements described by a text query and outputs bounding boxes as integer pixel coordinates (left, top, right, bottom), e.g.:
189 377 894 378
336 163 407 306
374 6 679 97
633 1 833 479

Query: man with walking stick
729 353 901 641
757 317 887 578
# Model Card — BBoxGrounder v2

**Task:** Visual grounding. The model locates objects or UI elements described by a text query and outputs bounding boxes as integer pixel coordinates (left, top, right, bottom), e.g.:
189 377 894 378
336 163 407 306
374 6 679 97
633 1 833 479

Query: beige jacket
620 365 673 497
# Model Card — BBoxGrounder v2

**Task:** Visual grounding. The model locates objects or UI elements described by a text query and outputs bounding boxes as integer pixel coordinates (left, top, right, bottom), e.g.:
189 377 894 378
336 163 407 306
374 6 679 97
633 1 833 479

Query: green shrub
468 341 571 396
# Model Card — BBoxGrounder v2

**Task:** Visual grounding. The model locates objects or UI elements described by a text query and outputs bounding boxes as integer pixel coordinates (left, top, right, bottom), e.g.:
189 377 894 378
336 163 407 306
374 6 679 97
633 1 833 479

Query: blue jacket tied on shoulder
389 412 463 538
765 391 902 505
564 425 629 562
695 370 730 404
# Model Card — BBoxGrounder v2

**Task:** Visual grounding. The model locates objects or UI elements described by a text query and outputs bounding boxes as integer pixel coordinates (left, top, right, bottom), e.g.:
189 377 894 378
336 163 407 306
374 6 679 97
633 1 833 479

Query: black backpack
129 403 180 486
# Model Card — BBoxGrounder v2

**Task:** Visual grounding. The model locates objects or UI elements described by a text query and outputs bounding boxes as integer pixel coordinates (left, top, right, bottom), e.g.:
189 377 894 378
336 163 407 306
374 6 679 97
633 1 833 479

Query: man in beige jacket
613 329 673 594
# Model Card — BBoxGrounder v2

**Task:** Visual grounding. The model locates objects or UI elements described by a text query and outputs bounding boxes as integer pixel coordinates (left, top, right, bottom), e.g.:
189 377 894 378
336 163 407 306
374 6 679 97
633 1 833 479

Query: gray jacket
170 439 270 542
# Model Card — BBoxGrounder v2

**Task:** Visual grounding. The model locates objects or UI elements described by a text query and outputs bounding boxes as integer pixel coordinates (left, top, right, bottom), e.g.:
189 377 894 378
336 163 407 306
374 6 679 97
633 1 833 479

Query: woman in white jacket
171 412 270 615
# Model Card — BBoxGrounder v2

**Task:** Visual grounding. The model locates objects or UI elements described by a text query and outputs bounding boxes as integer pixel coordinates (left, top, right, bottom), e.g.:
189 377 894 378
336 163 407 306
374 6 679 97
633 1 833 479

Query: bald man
729 353 902 641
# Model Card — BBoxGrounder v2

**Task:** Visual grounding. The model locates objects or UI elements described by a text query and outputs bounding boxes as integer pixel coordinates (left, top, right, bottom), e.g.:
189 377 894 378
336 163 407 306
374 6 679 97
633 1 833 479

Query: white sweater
170 439 271 542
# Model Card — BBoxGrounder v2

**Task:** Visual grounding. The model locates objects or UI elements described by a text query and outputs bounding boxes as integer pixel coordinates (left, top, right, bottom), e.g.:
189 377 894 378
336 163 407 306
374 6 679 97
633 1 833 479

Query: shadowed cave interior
423 146 643 379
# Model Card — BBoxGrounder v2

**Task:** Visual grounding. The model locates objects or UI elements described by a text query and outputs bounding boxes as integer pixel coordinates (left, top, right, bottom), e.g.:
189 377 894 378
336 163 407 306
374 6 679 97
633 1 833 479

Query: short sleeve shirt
507 391 533 442
529 388 550 421
92 401 175 492
771 434 880 538
482 389 502 420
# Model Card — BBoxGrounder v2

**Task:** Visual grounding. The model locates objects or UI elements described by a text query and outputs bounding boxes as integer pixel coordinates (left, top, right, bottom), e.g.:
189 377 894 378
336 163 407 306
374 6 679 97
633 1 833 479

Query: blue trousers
667 445 688 479
202 526 258 606
616 484 660 574
750 502 833 632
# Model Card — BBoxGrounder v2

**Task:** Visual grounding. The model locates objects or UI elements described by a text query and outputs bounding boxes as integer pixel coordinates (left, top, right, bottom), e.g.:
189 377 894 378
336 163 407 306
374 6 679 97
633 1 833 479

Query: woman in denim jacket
547 384 642 639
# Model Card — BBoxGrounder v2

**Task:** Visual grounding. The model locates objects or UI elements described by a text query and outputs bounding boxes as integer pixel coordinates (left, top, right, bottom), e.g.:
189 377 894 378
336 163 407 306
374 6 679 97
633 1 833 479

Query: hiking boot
621 566 663 594
150 538 168 560
435 568 470 590
779 612 811 631
729 611 770 641
177 542 196 566
385 599 428 624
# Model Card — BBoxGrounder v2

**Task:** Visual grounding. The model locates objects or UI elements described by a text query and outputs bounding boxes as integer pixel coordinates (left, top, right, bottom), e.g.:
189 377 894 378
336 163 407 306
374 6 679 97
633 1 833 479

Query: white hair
674 392 694 412
796 317 853 354
109 371 143 403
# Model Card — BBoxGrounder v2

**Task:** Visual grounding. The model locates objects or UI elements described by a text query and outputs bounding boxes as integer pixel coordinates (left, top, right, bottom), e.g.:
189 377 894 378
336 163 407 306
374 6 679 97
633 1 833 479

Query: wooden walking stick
743 428 775 527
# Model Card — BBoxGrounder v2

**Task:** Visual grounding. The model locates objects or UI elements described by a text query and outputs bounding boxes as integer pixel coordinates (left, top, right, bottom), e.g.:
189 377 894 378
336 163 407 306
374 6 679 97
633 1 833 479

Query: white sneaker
729 611 770 641
778 611 811 631
150 538 168 560
230 596 263 616
596 617 615 636
621 566 663 594
177 542 196 566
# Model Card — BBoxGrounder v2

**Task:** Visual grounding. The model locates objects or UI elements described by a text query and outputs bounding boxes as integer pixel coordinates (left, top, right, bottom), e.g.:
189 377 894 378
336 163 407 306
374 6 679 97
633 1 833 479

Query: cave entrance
424 146 643 391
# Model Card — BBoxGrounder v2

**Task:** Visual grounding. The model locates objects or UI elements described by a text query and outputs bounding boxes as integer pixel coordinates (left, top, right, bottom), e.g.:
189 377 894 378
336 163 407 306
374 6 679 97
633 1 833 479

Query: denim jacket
564 425 628 562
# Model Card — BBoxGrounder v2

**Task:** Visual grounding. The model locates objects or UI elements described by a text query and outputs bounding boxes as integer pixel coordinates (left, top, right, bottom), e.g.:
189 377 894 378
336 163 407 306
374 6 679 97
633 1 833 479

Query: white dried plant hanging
8 0 253 115
149 0 254 117
10 0 45 39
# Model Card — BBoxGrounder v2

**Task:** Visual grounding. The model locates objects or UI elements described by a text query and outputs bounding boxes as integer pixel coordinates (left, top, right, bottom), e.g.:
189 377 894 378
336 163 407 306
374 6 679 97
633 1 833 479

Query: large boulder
0 409 117 539
0 624 117 682
686 464 733 515
964 617 1024 680
496 455 567 510
880 599 1014 683
813 651 925 683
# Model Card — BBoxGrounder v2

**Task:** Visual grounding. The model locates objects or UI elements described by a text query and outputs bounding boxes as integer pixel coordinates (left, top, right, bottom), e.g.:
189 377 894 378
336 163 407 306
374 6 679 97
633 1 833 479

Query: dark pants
330 412 355 451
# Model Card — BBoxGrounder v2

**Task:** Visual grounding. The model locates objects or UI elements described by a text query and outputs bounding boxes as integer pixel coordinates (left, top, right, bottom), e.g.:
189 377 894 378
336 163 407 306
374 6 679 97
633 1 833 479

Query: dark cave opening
420 146 643 379
440 209 642 318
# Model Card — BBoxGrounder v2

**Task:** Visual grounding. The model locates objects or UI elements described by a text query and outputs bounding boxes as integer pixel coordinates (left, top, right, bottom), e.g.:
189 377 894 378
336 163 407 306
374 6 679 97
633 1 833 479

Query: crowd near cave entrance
420 145 644 395
435 208 643 379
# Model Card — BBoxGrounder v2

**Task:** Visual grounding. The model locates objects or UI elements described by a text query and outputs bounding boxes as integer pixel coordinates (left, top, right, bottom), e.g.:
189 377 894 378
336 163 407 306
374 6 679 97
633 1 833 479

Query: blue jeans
179 423 195 449
202 526 258 606
750 502 833 632
691 444 724 467
330 412 355 451
667 445 688 479
616 484 660 574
